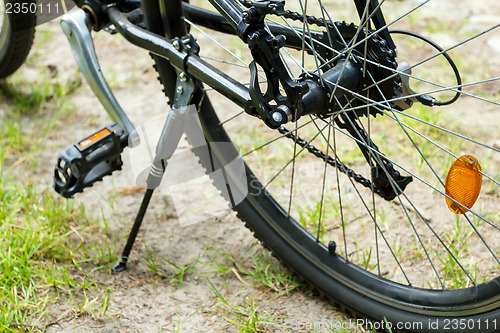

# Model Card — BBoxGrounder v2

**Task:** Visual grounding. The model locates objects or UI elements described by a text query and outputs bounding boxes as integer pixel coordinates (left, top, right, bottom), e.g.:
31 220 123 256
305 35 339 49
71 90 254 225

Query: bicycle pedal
54 123 128 198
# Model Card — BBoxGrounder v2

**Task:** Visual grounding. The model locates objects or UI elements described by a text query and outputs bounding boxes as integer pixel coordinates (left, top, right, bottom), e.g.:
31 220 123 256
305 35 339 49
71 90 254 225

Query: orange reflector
78 128 111 149
445 155 482 214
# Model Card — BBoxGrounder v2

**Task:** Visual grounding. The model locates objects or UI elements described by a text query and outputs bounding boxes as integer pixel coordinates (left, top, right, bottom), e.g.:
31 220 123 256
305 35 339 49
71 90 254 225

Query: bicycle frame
62 0 372 138
60 0 419 201
109 6 252 108
61 1 250 141
49 0 500 324
61 0 413 198
107 0 336 124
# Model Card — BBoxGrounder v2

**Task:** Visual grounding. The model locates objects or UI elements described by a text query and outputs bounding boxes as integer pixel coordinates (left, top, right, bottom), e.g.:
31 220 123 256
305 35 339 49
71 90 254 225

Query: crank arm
61 8 139 146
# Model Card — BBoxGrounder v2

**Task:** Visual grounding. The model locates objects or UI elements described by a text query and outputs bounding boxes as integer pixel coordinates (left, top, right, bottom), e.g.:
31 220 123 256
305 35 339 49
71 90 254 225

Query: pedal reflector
54 123 127 198
78 128 111 149
445 155 482 214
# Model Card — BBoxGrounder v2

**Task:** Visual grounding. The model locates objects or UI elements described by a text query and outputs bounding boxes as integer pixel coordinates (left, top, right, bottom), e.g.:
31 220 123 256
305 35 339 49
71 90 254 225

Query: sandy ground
4 1 499 332
21 17 346 333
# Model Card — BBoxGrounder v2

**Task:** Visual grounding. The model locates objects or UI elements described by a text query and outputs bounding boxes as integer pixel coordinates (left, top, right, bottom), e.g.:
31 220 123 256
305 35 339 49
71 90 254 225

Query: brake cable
389 29 463 106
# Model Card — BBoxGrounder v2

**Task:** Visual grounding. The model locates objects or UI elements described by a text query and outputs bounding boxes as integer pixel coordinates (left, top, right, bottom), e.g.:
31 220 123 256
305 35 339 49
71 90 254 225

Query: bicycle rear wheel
143 0 500 331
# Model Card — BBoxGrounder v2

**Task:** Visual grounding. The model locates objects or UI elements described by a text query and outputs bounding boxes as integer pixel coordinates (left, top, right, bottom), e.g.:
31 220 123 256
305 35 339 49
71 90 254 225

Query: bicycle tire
0 0 36 79
142 1 500 331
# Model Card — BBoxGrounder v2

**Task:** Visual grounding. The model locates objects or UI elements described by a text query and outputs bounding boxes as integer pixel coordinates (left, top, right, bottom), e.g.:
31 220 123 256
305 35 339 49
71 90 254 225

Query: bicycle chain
278 126 379 193
239 0 329 27
239 0 400 117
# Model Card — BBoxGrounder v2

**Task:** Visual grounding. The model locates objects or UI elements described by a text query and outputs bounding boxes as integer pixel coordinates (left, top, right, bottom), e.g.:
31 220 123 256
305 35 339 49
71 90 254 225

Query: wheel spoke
182 0 499 293
463 212 500 267
369 105 500 187
322 76 500 173
328 75 500 189
366 93 382 277
310 114 412 283
313 0 428 72
241 118 316 157
332 102 478 287
314 115 332 242
263 122 328 190
184 17 248 67
357 72 500 279
332 98 449 286
318 0 349 49
389 107 500 155
365 24 500 93
324 118 500 233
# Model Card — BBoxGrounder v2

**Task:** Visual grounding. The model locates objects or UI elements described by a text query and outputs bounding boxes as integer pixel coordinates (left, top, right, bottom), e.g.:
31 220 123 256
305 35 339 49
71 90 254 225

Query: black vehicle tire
0 0 36 79
142 1 500 331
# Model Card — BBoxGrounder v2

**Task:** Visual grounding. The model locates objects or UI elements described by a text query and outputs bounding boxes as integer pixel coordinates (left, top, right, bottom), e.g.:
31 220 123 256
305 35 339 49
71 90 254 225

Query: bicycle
1 0 499 331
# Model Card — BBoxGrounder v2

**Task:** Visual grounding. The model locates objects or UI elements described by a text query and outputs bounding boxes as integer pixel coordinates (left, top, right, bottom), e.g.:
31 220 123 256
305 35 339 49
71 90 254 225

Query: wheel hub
321 21 401 117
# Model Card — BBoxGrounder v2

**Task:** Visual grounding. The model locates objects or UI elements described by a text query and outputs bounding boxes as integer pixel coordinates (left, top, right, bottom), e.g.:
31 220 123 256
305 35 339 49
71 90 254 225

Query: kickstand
112 188 154 271
112 73 196 272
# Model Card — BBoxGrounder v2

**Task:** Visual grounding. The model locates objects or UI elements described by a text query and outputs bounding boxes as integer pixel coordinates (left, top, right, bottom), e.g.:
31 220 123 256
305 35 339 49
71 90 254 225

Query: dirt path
26 19 346 333
7 1 499 332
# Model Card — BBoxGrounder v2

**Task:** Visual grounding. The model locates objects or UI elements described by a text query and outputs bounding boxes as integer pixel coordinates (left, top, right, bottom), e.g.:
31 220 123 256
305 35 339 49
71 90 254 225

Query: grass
201 246 305 296
206 278 288 332
171 314 182 333
141 243 306 331
0 65 81 170
0 69 79 114
295 191 356 245
143 241 199 286
433 215 489 288
0 171 116 331
350 241 379 273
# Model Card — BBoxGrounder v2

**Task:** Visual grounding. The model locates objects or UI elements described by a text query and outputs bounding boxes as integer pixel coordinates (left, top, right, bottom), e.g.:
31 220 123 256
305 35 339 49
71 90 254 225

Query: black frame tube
108 7 251 109
107 6 360 119
207 0 249 37
182 2 324 51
